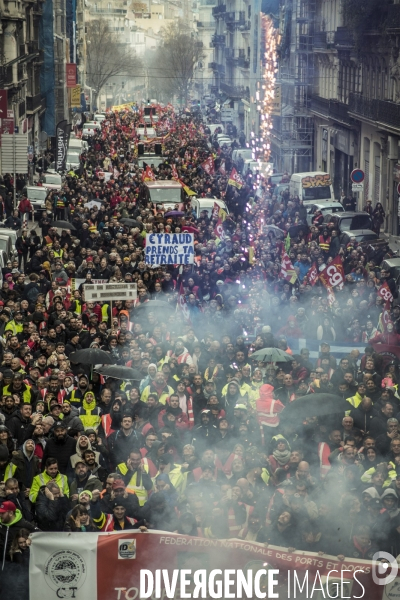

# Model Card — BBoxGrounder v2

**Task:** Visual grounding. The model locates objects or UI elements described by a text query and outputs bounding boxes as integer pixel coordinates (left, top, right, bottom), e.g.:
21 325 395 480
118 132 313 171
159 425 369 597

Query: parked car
21 186 48 215
0 234 14 261
321 211 373 232
305 201 344 225
0 229 20 257
40 173 63 191
339 229 387 258
190 198 229 219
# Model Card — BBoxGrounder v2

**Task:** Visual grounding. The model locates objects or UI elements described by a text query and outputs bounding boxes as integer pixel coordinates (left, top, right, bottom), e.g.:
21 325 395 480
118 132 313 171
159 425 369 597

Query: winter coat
35 491 70 532
0 509 36 567
11 443 40 488
42 432 76 474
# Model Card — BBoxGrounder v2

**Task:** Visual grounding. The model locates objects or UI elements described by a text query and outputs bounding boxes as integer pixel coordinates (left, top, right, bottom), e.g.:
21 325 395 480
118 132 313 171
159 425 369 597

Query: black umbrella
250 348 293 363
70 348 114 365
280 393 349 423
134 300 175 313
50 220 77 231
120 218 143 230
96 365 142 381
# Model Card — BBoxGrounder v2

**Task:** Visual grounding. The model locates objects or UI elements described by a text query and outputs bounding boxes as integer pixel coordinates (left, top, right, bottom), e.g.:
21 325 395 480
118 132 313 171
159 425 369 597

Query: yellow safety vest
101 304 109 322
2 463 17 481
117 462 149 506
29 470 69 502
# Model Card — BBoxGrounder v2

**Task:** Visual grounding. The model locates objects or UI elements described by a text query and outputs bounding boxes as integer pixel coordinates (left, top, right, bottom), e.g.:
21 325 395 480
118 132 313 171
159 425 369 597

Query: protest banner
145 233 194 265
30 530 389 600
319 256 344 290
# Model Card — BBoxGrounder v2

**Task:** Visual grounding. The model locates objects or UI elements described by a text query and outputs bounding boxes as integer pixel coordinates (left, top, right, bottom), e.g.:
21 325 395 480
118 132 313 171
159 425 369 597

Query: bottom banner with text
29 531 399 600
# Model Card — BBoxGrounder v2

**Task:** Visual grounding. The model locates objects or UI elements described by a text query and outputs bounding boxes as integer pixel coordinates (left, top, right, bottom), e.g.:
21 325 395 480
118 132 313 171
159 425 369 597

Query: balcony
349 92 400 129
310 94 352 124
211 34 226 46
239 20 251 32
224 11 235 22
387 4 400 30
1 66 14 86
26 93 43 113
224 47 235 58
238 55 250 69
220 81 246 98
197 21 215 28
28 40 39 54
313 31 327 50
208 62 218 70
334 27 354 49
212 4 226 17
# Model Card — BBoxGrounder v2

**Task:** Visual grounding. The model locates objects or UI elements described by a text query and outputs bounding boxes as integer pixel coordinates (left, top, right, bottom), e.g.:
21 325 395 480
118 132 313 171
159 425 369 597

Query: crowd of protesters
0 104 400 595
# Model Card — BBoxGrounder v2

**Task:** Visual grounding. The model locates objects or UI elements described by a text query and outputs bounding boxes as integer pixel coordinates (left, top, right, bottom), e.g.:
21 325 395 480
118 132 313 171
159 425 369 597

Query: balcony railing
310 94 352 124
211 34 225 46
387 4 400 29
26 93 43 112
238 56 250 68
220 81 246 98
212 4 226 16
334 27 354 48
197 21 215 28
208 62 218 70
349 92 400 128
1 66 14 85
224 11 235 22
313 31 327 49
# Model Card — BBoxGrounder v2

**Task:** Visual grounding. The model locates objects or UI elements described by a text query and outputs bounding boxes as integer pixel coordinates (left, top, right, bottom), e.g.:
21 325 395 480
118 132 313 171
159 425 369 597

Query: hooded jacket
381 488 400 519
0 509 36 569
41 430 76 475
139 364 157 393
78 393 101 430
11 441 40 488
69 436 101 468
97 399 122 440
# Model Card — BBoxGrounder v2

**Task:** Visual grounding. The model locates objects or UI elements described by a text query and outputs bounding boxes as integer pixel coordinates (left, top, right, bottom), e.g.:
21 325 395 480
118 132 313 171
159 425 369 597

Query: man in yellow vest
116 449 153 506
29 458 69 503
0 446 18 481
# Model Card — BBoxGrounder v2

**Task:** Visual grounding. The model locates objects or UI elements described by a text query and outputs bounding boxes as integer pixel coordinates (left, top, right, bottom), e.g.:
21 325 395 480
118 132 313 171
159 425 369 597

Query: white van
289 171 334 203
242 160 274 178
191 198 229 219
69 139 88 153
22 186 48 213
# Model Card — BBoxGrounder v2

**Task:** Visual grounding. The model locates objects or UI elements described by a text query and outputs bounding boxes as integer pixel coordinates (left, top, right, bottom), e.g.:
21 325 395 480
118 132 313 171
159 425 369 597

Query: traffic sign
350 169 364 183
352 183 364 192
83 283 137 302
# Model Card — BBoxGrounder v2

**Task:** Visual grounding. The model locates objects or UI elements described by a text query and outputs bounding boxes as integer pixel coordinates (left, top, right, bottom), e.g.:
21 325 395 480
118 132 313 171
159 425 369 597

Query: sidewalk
383 232 400 253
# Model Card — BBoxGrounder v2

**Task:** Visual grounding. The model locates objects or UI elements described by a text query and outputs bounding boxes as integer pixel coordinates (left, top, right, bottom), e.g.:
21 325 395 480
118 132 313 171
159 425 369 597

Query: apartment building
277 0 400 234
0 0 46 148
210 0 261 138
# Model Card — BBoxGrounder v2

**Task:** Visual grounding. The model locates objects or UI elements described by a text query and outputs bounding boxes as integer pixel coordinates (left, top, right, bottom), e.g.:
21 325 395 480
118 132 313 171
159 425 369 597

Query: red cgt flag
201 156 215 175
228 167 243 189
319 256 344 290
306 263 319 286
378 281 394 309
142 165 156 182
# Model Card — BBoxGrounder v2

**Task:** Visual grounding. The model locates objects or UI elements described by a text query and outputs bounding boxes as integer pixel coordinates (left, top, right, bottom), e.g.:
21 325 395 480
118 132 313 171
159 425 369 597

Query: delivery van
289 172 335 203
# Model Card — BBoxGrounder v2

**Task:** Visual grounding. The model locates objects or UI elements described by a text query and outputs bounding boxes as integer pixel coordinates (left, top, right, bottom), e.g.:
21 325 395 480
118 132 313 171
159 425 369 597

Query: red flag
227 168 243 189
201 156 215 175
171 164 179 180
212 202 220 220
214 217 226 242
319 256 344 290
280 251 297 284
305 263 318 286
378 281 394 309
142 165 156 182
